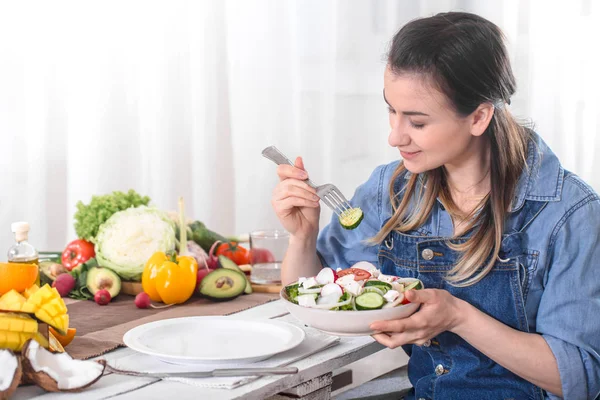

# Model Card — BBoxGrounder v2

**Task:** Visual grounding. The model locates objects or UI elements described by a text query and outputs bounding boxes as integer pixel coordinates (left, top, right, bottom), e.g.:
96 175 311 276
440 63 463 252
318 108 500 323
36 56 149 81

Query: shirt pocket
518 249 539 302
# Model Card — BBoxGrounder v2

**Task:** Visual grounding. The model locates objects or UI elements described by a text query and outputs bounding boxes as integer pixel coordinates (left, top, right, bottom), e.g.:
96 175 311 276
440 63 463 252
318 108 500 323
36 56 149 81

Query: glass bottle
7 221 40 285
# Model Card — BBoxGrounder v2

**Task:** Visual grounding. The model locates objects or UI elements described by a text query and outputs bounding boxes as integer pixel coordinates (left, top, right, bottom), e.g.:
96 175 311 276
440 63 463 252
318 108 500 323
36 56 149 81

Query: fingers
372 331 431 349
277 156 309 182
295 156 305 170
272 180 320 211
405 288 435 304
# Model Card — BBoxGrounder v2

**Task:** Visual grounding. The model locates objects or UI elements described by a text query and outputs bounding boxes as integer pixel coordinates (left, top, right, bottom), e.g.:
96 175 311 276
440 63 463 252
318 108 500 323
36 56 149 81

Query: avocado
218 255 253 294
86 267 122 298
199 268 246 301
39 262 68 286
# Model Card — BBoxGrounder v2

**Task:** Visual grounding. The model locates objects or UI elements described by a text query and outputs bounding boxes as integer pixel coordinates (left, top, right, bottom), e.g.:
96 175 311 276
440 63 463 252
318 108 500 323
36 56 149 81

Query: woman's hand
370 289 466 348
271 156 321 240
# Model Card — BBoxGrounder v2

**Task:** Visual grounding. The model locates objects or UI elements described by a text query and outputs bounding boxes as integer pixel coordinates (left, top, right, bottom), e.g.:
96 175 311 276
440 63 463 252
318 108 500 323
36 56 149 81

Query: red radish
316 267 337 285
196 267 215 290
94 289 111 305
320 283 343 298
52 273 76 297
135 292 151 309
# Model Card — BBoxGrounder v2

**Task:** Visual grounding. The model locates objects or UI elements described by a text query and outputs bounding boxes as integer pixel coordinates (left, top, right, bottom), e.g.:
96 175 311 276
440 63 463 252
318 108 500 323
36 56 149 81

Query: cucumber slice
364 280 392 290
285 283 300 303
355 292 385 310
404 280 423 291
339 207 364 230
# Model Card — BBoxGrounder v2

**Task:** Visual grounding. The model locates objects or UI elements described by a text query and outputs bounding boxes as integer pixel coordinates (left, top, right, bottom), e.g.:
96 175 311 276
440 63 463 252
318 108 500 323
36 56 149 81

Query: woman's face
384 68 484 174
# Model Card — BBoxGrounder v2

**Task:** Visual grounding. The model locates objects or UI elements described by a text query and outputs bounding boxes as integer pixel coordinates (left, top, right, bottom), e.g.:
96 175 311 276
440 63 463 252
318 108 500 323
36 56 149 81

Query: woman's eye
387 106 396 115
410 121 425 129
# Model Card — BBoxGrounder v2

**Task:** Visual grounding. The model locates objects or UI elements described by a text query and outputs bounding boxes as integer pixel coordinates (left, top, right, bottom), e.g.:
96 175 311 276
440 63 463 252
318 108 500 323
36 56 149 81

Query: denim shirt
317 133 600 399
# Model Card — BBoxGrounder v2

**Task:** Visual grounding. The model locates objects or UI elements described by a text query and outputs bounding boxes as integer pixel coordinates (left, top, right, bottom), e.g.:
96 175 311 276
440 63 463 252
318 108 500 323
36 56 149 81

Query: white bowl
280 288 420 337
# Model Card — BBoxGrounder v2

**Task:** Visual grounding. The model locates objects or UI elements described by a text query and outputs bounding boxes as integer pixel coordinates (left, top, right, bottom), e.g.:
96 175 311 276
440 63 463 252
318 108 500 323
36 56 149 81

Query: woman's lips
400 150 421 160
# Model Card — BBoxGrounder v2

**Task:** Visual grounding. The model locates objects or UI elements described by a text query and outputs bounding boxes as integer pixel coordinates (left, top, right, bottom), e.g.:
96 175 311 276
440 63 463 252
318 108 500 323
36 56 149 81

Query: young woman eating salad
270 11 600 400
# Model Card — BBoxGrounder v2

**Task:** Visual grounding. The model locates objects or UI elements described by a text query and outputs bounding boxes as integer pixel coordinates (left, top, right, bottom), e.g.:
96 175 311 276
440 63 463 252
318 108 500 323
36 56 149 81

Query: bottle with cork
7 221 40 285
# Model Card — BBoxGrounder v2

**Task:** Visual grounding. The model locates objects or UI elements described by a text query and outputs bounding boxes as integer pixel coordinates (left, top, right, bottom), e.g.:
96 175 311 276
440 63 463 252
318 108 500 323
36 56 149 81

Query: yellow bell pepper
142 252 198 305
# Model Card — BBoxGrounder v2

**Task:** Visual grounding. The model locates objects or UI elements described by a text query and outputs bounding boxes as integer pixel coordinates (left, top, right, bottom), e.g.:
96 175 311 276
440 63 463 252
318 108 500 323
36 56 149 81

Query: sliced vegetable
355 292 384 310
339 207 364 230
320 283 343 298
364 280 392 289
337 268 371 281
315 268 337 285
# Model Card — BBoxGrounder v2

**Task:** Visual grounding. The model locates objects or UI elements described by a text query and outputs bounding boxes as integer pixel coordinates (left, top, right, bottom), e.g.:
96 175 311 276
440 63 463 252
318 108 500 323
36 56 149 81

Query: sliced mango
0 312 48 351
0 312 38 333
0 289 36 313
23 284 39 299
0 330 48 351
24 284 69 334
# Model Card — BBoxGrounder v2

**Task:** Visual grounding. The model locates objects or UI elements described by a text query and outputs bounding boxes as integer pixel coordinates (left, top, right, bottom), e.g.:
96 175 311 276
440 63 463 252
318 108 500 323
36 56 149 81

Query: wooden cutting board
121 281 282 295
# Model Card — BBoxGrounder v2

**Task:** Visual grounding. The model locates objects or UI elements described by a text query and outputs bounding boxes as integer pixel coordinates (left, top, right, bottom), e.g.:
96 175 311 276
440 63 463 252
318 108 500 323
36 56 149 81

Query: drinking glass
249 229 289 285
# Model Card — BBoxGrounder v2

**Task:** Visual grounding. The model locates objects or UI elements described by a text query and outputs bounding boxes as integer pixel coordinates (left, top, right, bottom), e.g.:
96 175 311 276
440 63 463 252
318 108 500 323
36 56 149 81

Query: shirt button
435 364 446 376
418 398 428 400
421 248 434 260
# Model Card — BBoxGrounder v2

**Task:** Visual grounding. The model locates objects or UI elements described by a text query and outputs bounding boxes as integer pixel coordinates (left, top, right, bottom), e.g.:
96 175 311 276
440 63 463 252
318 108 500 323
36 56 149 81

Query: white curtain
0 0 598 251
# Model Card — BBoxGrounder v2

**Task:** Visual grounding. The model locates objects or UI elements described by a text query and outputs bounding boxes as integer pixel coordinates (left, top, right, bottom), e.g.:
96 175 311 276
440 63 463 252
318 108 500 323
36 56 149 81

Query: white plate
123 316 305 366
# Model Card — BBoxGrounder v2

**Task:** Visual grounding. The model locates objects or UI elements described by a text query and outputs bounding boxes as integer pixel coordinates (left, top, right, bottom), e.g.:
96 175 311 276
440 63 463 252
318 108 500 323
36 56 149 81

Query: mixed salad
284 262 423 311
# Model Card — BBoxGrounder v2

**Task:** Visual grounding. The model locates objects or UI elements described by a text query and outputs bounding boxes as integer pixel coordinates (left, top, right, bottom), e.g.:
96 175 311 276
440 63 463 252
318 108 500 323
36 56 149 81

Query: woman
271 12 599 400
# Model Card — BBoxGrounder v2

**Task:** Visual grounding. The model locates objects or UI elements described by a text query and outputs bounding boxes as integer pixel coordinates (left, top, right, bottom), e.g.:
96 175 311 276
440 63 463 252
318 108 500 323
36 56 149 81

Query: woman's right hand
271 156 321 240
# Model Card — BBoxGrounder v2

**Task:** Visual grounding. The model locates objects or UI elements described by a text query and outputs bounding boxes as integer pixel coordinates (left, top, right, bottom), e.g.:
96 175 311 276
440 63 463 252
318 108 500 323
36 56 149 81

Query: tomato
250 248 276 264
215 242 250 265
336 268 371 281
61 239 95 271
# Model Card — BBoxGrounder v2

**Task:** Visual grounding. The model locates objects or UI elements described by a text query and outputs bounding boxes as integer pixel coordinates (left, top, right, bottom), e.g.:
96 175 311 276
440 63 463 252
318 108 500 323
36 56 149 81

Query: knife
100 361 299 379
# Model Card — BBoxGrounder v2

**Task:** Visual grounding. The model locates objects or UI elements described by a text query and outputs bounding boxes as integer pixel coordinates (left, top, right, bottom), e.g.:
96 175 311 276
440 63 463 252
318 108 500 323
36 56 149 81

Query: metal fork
262 145 353 217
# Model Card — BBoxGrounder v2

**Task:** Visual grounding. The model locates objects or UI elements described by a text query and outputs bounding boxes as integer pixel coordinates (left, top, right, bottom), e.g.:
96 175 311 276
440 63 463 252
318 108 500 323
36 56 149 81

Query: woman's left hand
370 289 466 348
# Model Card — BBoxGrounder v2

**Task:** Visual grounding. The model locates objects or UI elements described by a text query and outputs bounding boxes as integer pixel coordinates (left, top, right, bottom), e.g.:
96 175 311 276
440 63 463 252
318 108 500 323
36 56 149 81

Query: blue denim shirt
317 133 600 399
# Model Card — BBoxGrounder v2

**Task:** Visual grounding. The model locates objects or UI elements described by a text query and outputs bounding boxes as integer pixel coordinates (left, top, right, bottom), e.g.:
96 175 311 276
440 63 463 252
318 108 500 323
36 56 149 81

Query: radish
316 267 337 285
320 283 343 298
350 261 379 277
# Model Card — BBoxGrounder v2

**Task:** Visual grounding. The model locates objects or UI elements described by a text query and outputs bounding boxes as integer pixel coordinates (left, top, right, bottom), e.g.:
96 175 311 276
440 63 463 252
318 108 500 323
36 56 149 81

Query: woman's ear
470 103 495 137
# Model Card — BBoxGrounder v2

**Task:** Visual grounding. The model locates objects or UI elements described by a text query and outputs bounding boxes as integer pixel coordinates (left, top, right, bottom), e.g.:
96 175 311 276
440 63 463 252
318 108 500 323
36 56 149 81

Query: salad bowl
280 262 422 336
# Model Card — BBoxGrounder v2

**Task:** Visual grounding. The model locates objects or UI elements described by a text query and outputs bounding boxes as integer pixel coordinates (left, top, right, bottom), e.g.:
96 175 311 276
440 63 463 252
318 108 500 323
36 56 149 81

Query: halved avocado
217 255 252 294
199 269 246 301
38 262 68 286
86 267 121 298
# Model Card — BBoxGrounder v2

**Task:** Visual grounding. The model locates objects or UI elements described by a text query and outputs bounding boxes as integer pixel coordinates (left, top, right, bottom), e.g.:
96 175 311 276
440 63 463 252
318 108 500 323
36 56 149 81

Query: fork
261 145 353 217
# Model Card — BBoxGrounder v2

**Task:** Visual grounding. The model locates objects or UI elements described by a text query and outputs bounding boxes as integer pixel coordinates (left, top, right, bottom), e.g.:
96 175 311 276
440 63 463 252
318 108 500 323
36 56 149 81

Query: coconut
0 349 22 400
21 340 105 392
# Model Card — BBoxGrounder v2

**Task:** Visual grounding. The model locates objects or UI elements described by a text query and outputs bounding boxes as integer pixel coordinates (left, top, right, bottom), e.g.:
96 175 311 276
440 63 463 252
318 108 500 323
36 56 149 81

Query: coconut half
0 349 22 400
21 340 105 392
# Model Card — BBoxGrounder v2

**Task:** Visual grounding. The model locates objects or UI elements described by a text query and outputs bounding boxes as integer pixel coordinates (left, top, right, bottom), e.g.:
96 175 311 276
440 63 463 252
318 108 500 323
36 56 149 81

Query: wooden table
12 300 387 400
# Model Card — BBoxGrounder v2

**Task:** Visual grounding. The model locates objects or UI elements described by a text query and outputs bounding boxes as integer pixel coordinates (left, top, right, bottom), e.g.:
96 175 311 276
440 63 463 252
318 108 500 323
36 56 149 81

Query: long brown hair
372 12 530 286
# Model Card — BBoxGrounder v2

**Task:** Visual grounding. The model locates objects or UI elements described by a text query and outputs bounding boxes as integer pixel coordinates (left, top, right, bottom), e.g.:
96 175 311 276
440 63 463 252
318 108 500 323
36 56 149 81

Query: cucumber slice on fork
339 207 364 230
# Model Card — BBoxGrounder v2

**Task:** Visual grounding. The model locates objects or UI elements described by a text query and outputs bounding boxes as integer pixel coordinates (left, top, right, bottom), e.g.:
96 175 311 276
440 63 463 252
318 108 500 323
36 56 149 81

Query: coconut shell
0 350 22 400
21 340 105 393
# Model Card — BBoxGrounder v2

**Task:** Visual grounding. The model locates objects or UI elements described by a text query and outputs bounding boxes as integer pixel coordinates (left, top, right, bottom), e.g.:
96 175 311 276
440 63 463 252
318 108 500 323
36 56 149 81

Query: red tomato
215 242 250 265
250 248 276 264
61 239 95 271
336 268 371 281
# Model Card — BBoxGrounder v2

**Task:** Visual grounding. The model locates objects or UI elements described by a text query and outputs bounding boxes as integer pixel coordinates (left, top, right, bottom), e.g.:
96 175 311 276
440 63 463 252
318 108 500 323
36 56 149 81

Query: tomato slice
336 268 371 281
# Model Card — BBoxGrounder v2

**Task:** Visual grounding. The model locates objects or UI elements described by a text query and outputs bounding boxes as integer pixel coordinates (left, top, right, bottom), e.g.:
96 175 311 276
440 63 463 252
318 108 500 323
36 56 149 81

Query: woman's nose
388 121 411 147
